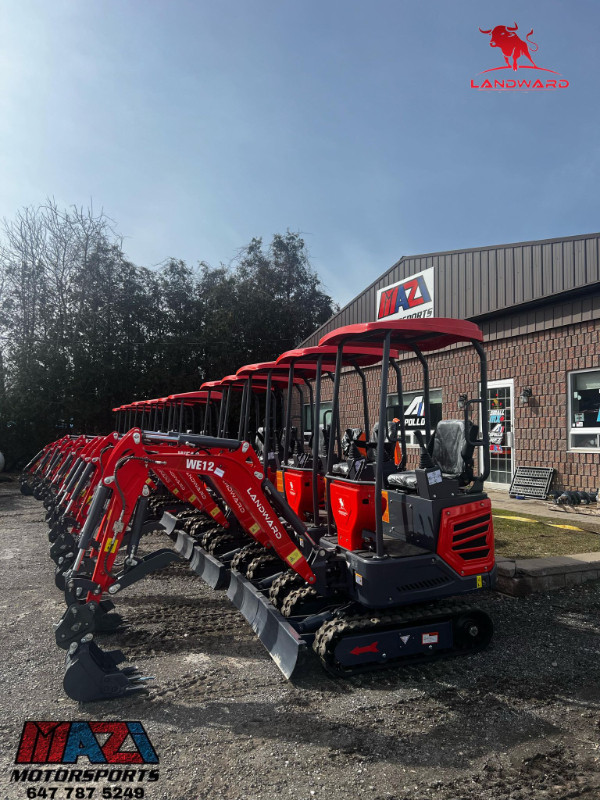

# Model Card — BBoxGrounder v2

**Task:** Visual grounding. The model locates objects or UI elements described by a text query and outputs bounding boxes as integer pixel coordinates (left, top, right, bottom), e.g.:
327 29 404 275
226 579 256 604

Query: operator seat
331 423 397 476
386 419 477 490
281 426 299 465
331 428 363 475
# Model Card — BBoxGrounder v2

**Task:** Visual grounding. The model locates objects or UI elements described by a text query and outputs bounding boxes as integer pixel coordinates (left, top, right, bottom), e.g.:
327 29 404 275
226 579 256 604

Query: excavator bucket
63 641 149 702
227 570 307 679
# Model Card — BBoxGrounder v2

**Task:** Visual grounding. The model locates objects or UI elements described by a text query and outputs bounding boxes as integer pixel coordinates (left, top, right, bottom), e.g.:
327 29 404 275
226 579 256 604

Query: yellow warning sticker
145 478 153 485
173 488 179 495
105 539 119 554
188 494 197 504
287 549 302 566
546 523 584 531
476 575 483 589
210 507 220 517
381 491 390 523
493 515 535 522
249 523 261 535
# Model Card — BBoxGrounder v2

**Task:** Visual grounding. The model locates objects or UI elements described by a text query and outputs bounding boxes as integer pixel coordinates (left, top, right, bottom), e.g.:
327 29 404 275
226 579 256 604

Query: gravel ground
2 480 600 800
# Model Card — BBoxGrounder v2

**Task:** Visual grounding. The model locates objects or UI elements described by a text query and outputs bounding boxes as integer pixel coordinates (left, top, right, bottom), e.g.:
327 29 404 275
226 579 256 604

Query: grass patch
493 508 600 559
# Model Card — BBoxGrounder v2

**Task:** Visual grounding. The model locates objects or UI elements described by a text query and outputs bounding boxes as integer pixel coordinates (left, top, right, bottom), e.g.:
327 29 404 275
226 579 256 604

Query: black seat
280 426 299 463
386 419 477 490
331 428 363 475
366 421 398 462
254 427 265 457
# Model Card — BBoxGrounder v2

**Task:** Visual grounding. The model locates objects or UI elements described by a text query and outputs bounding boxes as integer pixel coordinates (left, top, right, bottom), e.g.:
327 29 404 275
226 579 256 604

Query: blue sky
0 0 598 306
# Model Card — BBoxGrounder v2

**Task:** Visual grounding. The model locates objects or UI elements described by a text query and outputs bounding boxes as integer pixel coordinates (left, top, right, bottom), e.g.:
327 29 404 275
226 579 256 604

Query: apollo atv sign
405 396 426 428
376 268 434 322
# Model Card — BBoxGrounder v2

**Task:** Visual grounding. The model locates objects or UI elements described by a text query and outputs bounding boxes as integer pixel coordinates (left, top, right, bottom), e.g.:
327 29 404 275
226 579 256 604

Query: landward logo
472 22 569 91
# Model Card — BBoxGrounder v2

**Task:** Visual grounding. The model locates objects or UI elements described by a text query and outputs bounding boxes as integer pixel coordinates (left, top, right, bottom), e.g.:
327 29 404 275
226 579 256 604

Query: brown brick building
302 233 600 493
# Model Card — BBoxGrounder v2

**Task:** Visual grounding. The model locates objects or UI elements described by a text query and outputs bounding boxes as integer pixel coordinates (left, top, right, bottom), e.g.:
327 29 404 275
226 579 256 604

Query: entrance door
484 379 514 488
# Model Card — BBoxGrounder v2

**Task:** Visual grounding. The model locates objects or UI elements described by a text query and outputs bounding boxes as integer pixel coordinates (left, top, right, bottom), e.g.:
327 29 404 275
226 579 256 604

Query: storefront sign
376 267 434 321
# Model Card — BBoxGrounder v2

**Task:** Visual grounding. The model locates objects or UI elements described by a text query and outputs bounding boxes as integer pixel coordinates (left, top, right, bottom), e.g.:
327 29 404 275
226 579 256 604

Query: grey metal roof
303 232 600 347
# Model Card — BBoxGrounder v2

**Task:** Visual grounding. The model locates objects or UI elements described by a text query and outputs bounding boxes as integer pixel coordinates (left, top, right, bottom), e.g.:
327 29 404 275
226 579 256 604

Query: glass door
484 379 514 488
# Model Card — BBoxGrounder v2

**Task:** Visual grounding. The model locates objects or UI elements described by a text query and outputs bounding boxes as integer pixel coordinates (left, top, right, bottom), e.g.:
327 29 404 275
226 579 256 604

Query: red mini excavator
51 318 495 701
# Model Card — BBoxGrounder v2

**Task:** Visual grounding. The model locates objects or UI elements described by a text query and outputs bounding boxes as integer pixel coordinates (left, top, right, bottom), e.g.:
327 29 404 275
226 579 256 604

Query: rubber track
230 543 267 574
313 600 492 677
268 571 304 608
280 585 319 617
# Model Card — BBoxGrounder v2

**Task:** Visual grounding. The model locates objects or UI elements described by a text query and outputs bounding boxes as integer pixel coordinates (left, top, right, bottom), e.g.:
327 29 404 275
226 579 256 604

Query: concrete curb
496 552 600 596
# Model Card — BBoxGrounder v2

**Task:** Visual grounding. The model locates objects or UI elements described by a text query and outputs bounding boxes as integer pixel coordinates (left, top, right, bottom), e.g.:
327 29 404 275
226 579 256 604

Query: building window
568 369 600 450
387 389 443 446
303 401 333 432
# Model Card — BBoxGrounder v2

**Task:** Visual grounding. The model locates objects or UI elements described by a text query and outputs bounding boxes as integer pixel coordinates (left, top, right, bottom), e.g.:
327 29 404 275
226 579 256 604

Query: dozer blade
159 510 179 536
173 530 196 560
227 570 308 679
189 544 228 589
63 641 148 702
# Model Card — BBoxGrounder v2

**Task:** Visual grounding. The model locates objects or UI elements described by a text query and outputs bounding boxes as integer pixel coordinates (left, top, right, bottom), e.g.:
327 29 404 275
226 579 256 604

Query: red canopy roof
220 372 303 391
276 344 398 374
319 318 483 352
166 390 223 403
236 361 294 379
200 380 223 390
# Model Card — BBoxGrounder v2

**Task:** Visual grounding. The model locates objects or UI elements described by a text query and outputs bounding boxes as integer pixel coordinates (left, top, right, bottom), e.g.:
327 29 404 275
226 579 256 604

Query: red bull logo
472 22 569 91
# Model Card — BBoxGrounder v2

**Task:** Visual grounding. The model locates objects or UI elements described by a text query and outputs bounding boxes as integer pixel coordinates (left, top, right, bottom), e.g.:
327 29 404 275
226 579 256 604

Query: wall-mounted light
458 393 468 410
519 387 532 405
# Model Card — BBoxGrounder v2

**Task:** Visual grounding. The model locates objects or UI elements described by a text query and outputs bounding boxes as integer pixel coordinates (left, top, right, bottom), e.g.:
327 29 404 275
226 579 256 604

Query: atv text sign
376 268 434 322
15 722 159 764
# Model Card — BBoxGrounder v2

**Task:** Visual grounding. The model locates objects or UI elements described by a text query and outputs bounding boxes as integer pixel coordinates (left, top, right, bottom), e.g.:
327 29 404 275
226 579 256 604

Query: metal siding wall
575 239 586 285
522 246 532 303
563 239 574 290
542 243 553 293
496 248 506 310
587 237 599 283
552 242 561 294
533 244 543 298
457 252 466 319
300 233 600 347
436 255 445 316
506 247 515 310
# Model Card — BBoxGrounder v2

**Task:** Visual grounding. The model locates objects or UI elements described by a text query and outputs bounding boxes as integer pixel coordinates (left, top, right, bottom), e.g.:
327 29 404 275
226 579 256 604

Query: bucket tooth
63 641 147 702
94 608 125 633
227 570 308 679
